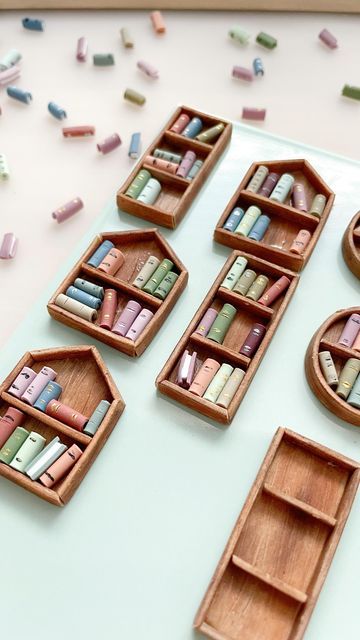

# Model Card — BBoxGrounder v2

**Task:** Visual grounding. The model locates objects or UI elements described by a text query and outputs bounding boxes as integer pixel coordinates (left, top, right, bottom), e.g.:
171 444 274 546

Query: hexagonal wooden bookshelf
0 345 125 506
214 159 335 272
47 228 188 357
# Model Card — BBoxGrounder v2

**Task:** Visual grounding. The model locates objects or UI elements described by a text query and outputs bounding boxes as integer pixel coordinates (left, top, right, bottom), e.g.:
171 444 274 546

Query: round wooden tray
305 307 360 427
342 210 360 279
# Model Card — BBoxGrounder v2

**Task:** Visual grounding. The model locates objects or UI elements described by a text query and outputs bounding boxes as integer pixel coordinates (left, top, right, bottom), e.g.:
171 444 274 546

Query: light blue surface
1 121 360 640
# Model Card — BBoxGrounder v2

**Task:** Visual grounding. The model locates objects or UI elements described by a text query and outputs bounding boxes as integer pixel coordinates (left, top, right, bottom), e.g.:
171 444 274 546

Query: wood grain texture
262 483 337 527
342 210 360 279
194 427 360 640
1 0 358 11
156 251 299 424
0 345 125 506
305 307 360 427
231 555 308 603
214 159 335 273
47 228 188 357
117 106 232 229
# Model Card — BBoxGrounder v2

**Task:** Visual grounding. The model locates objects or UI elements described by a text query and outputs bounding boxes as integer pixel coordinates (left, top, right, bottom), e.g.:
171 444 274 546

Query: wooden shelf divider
319 338 360 361
81 264 163 309
231 554 308 604
189 333 251 370
263 483 337 527
218 287 274 320
1 392 92 447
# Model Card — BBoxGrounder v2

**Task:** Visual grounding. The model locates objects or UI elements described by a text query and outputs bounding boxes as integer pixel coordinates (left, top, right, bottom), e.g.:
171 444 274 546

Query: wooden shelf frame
156 250 299 424
47 228 188 357
117 105 232 229
0 346 125 506
194 427 360 640
214 159 335 273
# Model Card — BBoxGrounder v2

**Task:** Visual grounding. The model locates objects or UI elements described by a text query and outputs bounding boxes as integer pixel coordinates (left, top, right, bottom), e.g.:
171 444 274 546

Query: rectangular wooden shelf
194 427 360 640
214 159 335 273
0 346 125 506
117 105 232 229
47 228 188 357
156 251 299 424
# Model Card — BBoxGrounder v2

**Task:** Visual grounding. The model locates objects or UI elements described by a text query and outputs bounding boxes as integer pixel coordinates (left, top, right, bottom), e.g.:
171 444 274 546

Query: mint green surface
1 121 360 640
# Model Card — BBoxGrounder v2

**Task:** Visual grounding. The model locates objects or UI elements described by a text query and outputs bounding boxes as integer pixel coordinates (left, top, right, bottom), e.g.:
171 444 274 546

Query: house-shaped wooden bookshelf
214 159 335 272
0 345 125 506
47 228 188 357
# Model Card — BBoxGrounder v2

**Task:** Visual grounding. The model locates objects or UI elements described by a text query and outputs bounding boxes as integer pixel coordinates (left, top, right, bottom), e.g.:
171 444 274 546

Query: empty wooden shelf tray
214 159 335 272
47 228 188 357
117 105 232 229
156 250 299 424
305 307 360 427
342 210 360 279
0 345 125 506
194 426 360 640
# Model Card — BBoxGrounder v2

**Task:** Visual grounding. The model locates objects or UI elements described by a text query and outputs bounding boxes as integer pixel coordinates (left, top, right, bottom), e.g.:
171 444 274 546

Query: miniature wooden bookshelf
214 159 335 272
117 106 232 229
156 250 299 424
342 210 360 279
47 228 188 357
194 427 360 640
0 345 125 506
305 307 360 427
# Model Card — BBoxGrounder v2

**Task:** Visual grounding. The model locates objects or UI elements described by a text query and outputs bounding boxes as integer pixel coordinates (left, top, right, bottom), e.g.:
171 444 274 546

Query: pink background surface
1 9 359 345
